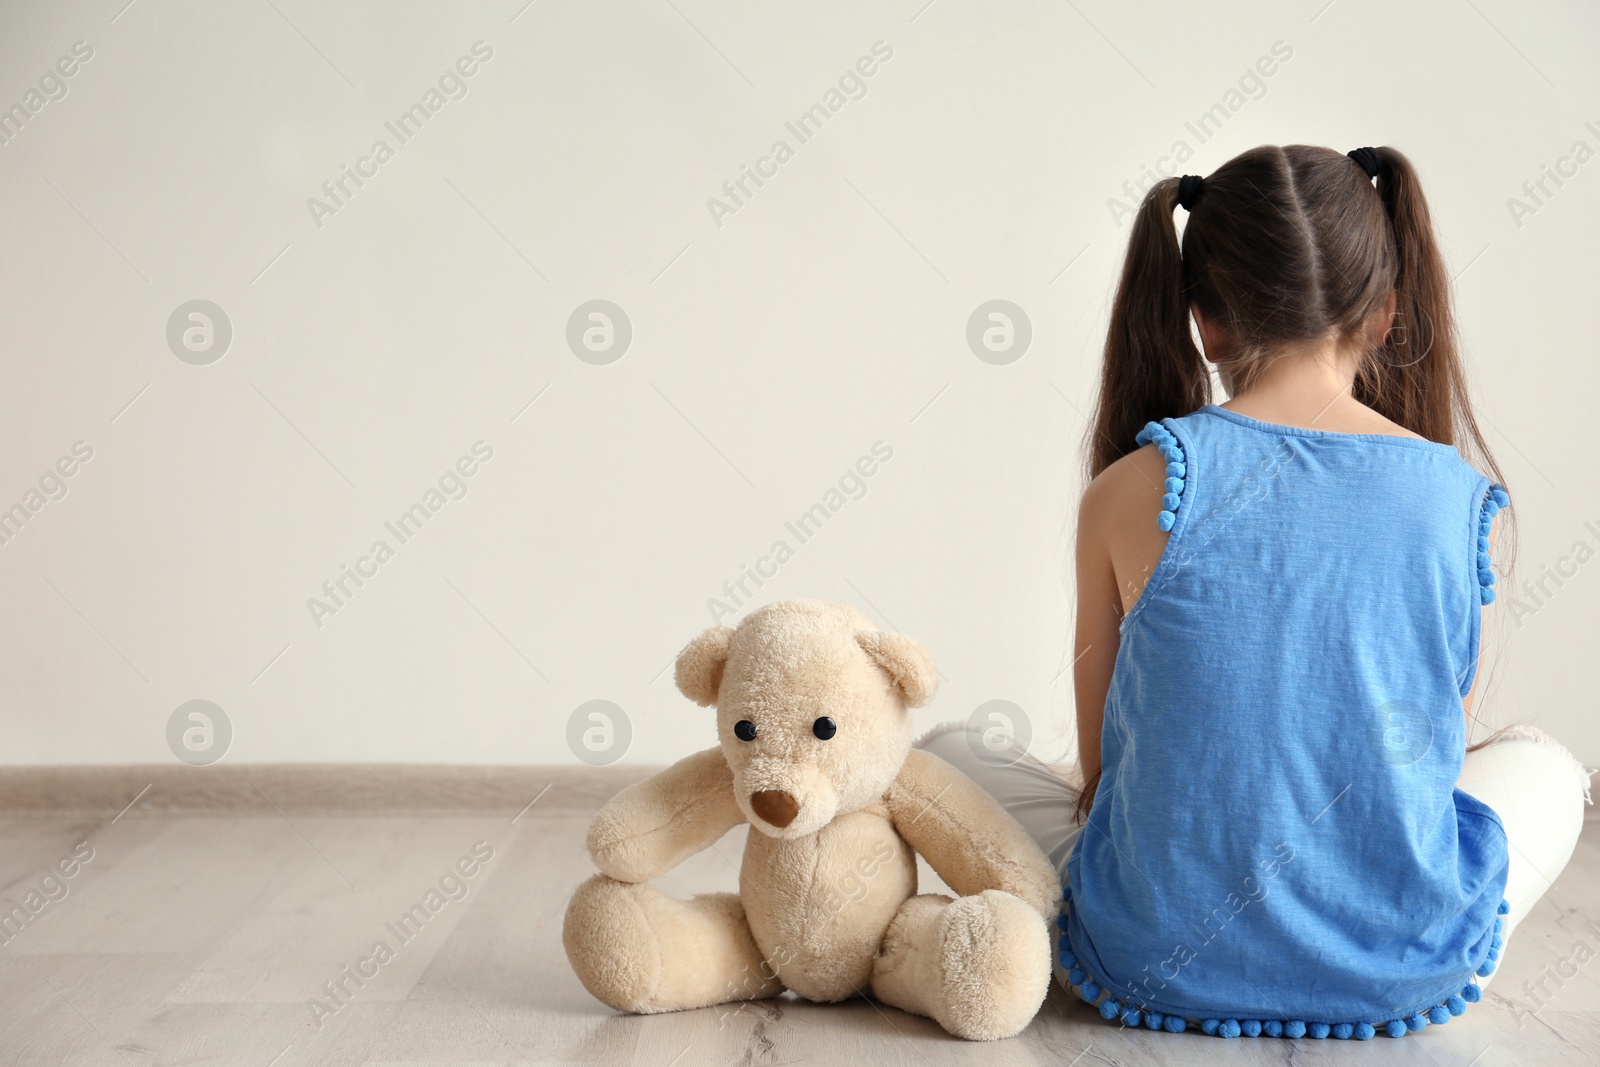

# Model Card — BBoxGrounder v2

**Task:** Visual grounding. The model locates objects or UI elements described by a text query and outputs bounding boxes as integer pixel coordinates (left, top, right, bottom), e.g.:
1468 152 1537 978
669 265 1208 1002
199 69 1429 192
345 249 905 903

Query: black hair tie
1347 146 1381 180
1176 174 1205 212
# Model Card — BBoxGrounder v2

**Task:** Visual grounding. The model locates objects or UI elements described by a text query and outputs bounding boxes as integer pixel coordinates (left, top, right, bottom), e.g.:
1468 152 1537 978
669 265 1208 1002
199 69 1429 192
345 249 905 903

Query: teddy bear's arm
885 748 1062 920
586 747 747 883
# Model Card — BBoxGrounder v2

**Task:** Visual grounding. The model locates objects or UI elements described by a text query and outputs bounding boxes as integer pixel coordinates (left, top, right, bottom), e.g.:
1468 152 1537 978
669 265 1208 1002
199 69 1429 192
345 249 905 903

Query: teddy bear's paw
933 889 1052 1040
563 874 664 1013
564 875 784 1015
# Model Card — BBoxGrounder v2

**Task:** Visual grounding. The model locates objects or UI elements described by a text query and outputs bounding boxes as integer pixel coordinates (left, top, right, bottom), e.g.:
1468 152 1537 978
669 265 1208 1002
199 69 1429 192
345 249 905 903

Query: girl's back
1064 403 1509 1026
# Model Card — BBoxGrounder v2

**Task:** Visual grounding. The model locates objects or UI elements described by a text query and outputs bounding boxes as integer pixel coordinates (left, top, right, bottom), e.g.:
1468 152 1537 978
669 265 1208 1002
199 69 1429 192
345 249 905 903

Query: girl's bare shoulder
1080 443 1169 531
1081 444 1171 612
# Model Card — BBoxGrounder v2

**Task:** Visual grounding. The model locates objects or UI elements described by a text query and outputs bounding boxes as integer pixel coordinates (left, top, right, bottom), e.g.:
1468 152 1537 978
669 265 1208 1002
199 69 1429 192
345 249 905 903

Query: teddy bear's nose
750 790 799 828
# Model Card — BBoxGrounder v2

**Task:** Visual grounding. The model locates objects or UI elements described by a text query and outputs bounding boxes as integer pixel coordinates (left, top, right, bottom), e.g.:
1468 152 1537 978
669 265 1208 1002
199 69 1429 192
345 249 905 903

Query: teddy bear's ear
674 626 735 707
854 631 939 708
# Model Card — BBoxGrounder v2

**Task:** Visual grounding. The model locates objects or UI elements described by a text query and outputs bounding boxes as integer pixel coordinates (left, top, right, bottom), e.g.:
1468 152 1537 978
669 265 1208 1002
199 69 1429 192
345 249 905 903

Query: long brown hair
1075 144 1509 821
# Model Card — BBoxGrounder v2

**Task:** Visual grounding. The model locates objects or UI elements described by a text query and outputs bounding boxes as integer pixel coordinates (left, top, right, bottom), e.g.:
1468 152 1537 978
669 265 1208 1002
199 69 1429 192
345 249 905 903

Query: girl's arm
1073 489 1119 787
1073 445 1171 790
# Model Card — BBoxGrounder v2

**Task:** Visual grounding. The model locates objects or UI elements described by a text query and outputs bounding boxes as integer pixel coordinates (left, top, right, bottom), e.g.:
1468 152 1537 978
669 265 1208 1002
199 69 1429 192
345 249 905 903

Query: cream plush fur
562 599 1061 1040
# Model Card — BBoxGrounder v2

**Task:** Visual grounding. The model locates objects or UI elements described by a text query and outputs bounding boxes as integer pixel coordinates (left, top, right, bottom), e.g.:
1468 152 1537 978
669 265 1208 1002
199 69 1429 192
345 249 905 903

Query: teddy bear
562 598 1061 1040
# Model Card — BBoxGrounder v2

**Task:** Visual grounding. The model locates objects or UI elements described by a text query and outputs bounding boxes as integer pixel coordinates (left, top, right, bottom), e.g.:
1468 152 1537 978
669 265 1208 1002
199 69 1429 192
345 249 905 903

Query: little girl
921 144 1592 1039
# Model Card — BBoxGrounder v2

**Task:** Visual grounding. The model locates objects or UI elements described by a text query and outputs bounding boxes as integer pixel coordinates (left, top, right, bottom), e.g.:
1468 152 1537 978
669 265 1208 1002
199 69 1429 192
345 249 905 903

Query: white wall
1 0 1595 769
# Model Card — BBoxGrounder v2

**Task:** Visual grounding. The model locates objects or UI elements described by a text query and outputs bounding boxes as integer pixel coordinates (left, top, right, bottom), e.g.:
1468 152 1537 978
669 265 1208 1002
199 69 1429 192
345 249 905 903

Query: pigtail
1085 177 1210 479
1359 147 1504 488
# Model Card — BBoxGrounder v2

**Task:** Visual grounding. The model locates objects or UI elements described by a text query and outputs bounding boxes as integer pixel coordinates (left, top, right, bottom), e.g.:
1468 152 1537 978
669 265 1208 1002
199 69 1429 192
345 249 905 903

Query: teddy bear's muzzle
749 789 799 828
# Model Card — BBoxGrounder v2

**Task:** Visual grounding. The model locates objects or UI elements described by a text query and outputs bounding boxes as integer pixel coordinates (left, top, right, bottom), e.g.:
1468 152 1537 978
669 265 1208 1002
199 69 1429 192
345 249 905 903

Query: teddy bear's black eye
812 717 837 740
734 720 758 742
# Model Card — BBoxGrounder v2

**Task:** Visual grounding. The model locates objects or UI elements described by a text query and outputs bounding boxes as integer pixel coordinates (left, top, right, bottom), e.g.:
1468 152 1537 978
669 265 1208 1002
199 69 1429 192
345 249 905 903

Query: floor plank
0 794 1593 1066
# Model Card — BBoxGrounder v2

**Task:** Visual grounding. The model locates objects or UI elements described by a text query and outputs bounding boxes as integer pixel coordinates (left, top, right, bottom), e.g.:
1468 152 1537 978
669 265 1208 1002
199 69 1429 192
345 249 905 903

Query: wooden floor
1 776 1597 1066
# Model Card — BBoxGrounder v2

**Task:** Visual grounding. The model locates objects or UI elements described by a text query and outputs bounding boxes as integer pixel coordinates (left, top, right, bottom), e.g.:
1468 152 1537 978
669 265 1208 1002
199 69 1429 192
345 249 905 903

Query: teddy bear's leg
563 874 784 1014
870 889 1051 1040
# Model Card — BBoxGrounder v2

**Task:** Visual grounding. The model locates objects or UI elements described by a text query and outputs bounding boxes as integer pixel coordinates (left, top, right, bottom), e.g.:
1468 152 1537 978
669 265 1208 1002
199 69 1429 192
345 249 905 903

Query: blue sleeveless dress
1060 404 1511 1040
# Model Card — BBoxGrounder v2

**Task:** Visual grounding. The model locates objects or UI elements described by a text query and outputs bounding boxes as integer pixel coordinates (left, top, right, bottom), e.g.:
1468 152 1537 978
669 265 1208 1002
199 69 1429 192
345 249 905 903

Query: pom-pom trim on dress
1055 890 1505 1039
1135 421 1188 532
